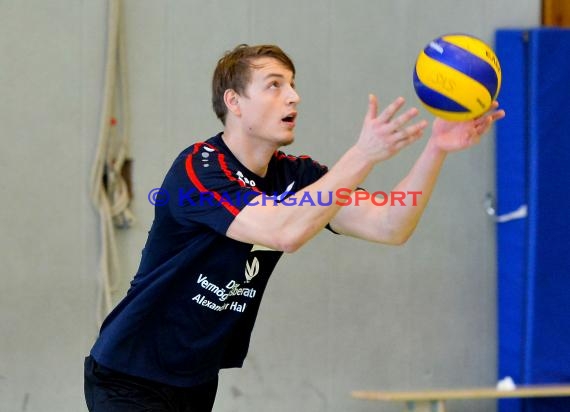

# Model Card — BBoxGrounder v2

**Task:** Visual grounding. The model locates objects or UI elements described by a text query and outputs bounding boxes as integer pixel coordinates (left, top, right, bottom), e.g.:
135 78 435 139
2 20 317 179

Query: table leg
405 400 446 412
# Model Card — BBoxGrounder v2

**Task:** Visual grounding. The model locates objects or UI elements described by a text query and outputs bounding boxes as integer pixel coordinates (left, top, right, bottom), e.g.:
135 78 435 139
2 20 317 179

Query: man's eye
270 81 280 88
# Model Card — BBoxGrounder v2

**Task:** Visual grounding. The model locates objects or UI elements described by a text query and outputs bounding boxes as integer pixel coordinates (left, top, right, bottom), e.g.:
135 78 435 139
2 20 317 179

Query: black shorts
84 356 218 412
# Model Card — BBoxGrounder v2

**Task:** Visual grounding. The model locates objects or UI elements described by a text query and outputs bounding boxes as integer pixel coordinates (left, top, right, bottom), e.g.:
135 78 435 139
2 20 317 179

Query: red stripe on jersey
218 154 245 187
274 151 327 170
215 148 261 193
185 143 241 216
274 151 298 161
206 147 262 194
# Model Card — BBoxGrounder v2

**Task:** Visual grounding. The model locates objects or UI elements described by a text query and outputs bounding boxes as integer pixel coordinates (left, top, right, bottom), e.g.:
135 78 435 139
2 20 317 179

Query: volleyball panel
413 33 502 120
439 34 502 98
424 37 500 99
414 50 494 119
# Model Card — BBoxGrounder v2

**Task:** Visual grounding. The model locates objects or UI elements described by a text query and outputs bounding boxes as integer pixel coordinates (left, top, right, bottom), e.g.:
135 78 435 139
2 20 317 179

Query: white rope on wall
90 0 135 327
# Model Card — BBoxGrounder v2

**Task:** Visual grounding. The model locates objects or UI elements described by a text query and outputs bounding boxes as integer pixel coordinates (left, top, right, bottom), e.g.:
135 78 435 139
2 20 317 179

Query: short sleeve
163 143 261 235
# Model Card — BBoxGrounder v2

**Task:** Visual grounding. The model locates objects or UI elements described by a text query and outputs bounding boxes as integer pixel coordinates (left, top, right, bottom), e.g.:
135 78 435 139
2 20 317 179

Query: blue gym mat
496 28 570 412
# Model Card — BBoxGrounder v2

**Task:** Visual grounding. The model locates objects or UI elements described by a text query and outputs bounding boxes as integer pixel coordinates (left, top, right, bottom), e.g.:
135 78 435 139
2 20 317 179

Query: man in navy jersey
84 44 505 411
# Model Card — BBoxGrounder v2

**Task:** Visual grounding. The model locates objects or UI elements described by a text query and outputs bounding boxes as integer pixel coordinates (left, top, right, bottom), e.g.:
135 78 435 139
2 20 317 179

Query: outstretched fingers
389 106 421 132
392 120 429 148
473 102 506 135
473 116 492 135
366 94 379 120
376 96 406 123
357 94 429 162
377 97 428 151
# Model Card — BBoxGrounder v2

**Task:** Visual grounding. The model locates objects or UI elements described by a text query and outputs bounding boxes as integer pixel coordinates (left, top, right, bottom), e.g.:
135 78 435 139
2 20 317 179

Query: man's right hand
355 94 428 163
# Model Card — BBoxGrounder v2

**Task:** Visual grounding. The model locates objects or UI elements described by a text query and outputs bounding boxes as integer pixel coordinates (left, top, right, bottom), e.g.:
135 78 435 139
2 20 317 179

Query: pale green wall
0 1 540 411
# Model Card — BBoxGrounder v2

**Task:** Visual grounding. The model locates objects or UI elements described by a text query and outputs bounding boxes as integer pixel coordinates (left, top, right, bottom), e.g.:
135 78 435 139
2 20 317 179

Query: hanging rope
90 0 135 327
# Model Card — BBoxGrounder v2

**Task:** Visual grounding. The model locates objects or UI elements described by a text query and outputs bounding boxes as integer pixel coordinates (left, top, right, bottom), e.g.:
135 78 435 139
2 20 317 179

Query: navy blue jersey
90 133 329 387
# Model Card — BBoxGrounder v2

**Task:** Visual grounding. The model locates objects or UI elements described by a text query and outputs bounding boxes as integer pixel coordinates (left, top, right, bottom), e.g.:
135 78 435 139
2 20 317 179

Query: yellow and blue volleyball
413 34 502 121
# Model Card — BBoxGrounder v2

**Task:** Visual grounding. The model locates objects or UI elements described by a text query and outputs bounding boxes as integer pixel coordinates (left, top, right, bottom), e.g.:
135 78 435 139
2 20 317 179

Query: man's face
237 57 300 147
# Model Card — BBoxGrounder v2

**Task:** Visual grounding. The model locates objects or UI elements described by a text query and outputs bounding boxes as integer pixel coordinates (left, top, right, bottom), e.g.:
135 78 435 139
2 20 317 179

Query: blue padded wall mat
496 28 570 412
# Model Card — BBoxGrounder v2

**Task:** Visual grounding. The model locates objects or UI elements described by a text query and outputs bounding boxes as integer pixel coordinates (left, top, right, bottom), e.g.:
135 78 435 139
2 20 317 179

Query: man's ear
224 89 241 117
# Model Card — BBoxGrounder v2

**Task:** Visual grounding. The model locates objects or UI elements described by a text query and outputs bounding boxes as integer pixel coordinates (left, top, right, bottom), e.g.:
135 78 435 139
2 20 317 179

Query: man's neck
221 129 277 177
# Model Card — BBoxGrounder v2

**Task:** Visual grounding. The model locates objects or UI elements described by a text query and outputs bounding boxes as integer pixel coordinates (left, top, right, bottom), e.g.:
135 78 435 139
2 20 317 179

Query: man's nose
287 87 301 105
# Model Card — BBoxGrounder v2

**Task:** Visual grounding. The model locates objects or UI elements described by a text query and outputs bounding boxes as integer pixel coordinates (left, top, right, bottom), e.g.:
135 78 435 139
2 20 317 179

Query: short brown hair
212 44 296 124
